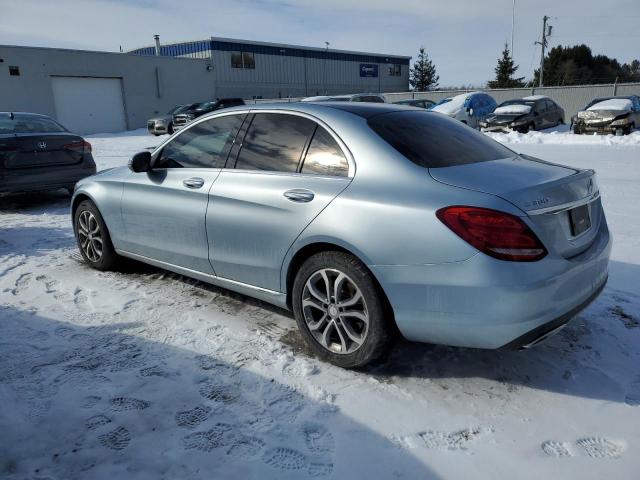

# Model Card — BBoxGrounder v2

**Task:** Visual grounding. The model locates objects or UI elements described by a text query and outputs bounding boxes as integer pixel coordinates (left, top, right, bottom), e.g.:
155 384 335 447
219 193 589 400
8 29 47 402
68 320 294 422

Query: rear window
0 115 66 134
368 111 514 168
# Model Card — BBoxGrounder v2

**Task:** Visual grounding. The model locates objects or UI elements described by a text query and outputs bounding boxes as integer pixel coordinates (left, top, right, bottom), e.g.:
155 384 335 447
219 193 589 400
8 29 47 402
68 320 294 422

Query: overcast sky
2 0 639 86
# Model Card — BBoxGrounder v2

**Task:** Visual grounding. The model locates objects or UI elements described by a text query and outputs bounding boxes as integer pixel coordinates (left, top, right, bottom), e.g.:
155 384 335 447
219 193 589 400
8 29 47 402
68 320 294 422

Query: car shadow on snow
91 257 640 406
0 305 440 480
0 190 71 215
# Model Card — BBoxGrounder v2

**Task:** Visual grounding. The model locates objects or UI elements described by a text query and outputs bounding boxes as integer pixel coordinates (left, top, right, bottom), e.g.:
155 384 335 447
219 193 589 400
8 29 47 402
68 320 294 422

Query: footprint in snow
99 426 131 450
541 437 625 459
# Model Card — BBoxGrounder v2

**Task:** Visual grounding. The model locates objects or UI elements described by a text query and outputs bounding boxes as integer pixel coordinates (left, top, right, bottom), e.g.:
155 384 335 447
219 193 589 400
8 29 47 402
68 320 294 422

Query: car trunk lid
429 155 602 258
1 133 86 169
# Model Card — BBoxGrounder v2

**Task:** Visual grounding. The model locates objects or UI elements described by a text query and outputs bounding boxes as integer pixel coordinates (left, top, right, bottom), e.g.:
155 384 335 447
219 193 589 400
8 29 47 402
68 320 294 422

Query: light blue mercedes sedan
71 102 611 367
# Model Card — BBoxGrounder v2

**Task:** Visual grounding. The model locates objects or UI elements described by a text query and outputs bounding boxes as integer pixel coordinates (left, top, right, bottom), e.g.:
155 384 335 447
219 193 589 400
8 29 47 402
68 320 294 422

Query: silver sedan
71 102 611 367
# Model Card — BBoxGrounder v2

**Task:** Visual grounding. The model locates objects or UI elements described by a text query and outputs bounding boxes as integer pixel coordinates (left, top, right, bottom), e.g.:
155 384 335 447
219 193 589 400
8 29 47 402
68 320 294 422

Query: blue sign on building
359 63 378 78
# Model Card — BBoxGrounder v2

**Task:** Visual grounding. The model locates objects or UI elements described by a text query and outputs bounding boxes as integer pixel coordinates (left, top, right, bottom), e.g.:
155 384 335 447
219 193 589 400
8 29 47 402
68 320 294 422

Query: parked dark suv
480 95 564 133
173 98 245 131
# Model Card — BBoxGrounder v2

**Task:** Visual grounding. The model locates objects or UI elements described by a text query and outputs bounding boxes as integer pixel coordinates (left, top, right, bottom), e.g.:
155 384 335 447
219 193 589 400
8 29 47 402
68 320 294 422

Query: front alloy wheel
77 210 103 262
74 199 121 271
302 269 369 354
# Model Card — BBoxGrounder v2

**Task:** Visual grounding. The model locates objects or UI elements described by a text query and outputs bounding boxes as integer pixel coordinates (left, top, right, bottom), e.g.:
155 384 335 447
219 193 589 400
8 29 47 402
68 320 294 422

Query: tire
623 123 635 135
73 200 121 271
573 125 582 135
168 123 174 135
292 251 392 368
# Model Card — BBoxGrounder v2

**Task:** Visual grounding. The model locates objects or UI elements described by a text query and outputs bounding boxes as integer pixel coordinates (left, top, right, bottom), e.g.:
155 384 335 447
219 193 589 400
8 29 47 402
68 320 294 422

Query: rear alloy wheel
74 200 121 271
292 251 392 368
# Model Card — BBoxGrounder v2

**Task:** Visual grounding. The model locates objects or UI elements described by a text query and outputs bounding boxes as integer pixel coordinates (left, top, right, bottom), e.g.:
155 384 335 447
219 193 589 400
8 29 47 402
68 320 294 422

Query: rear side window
156 114 244 169
368 111 514 168
301 127 349 177
235 113 315 172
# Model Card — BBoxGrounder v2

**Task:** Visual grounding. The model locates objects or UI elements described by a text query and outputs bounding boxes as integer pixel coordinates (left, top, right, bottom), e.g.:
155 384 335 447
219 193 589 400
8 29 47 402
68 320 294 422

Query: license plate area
569 204 591 236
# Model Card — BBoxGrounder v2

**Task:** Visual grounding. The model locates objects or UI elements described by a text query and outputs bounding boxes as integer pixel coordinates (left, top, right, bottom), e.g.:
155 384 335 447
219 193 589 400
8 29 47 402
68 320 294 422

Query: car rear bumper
371 217 611 349
0 163 96 193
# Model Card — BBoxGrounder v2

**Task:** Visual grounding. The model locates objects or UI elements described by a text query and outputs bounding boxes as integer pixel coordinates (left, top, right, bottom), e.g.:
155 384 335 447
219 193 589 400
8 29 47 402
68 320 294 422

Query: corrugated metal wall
384 83 640 119
211 51 409 99
131 39 410 99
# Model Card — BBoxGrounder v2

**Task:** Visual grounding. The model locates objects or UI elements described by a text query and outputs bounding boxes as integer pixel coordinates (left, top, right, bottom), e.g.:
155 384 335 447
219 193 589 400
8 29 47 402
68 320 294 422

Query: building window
242 52 255 69
9 66 20 76
231 52 243 68
389 64 401 76
231 51 256 69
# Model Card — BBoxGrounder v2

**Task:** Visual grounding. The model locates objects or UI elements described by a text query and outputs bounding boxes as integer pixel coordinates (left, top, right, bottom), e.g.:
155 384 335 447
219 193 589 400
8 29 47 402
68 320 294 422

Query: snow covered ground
1 127 639 479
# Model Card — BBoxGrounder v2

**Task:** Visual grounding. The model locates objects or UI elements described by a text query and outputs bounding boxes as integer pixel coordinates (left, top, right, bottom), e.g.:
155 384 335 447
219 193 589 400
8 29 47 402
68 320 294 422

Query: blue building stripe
129 39 409 65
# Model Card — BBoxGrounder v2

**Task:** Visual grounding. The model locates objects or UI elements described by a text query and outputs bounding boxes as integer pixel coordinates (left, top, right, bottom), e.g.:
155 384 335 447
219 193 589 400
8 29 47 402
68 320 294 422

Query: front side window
301 127 349 177
235 113 315 172
156 114 244 169
368 111 514 168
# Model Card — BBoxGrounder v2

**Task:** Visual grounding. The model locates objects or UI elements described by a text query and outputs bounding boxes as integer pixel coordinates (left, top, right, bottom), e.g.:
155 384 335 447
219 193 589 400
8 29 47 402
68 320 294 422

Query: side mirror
129 151 152 173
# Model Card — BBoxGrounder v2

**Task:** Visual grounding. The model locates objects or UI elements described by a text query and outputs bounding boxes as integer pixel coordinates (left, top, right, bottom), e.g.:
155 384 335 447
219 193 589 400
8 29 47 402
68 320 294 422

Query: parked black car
393 98 436 109
480 95 564 133
172 98 245 131
0 112 96 195
572 95 640 135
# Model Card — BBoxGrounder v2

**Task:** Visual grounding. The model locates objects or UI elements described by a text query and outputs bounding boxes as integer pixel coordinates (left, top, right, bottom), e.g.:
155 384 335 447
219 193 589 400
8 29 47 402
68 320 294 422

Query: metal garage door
51 76 127 135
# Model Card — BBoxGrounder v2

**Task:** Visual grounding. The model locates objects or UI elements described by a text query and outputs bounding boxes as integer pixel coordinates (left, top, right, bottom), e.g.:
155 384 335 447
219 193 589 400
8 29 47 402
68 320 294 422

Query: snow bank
494 104 532 115
587 99 633 112
485 125 640 146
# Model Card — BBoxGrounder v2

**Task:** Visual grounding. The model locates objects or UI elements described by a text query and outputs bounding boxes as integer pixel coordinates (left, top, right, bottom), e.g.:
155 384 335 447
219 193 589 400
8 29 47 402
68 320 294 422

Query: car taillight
436 206 547 262
64 140 92 154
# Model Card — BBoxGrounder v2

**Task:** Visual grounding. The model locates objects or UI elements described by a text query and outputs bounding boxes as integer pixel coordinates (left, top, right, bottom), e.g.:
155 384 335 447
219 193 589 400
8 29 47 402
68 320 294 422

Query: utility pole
324 41 330 95
510 0 515 58
535 15 550 87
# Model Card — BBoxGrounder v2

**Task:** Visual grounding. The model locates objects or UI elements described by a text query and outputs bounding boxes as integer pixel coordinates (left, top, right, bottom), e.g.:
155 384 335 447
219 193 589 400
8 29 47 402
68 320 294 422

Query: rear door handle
283 189 315 203
183 177 205 189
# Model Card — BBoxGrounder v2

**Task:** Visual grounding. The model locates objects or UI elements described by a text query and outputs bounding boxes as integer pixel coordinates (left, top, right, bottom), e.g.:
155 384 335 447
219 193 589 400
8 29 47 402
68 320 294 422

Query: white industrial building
0 38 410 134
130 37 411 100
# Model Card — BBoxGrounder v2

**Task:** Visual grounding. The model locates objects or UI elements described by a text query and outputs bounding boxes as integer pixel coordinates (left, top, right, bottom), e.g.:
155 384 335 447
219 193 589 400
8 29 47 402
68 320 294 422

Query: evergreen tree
488 43 525 88
410 47 439 91
533 44 637 86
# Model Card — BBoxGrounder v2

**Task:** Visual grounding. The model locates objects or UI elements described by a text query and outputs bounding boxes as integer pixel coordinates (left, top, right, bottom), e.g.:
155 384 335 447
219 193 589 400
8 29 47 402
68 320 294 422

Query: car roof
214 101 412 119
0 111 52 118
522 95 549 101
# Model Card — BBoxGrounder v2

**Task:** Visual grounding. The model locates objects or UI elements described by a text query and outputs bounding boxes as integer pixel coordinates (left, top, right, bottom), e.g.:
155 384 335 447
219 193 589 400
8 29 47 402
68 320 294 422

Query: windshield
499 100 535 108
167 105 187 115
196 102 217 111
368 111 514 168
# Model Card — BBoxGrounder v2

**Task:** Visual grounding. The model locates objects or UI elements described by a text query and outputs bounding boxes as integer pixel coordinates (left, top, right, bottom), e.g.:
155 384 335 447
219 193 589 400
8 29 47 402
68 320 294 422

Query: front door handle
283 189 315 203
183 177 205 189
